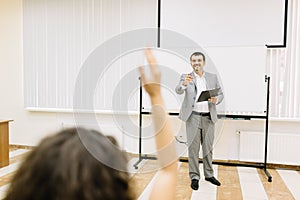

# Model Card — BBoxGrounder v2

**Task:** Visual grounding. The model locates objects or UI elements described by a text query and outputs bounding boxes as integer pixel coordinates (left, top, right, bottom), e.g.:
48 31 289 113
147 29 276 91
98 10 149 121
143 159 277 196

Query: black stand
134 76 272 182
133 77 158 169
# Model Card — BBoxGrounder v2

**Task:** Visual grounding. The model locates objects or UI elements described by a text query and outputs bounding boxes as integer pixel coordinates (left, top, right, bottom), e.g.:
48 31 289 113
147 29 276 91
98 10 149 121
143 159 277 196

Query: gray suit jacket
175 72 223 123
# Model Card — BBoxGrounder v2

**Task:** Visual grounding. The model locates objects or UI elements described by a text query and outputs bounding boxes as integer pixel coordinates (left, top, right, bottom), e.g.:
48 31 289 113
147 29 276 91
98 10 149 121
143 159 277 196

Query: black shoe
190 179 199 190
205 176 221 186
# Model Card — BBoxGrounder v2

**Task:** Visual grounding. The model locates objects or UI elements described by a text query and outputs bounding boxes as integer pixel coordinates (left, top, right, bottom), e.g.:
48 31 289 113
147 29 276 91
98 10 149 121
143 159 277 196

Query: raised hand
183 74 193 86
138 48 161 98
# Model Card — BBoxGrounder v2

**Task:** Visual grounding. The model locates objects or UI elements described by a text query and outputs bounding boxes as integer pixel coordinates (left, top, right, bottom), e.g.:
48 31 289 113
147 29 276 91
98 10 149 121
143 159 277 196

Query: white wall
1 0 300 165
0 0 59 145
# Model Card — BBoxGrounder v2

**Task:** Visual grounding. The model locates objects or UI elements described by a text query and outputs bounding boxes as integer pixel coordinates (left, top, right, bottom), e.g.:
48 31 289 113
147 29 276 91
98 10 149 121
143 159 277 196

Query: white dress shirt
193 72 209 113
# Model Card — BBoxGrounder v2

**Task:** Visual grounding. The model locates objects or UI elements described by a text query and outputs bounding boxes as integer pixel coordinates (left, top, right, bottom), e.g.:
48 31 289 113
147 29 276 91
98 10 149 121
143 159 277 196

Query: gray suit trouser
186 112 215 180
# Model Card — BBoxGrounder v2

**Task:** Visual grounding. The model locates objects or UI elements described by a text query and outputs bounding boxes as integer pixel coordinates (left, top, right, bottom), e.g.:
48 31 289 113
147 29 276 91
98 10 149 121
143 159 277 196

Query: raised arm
139 48 178 200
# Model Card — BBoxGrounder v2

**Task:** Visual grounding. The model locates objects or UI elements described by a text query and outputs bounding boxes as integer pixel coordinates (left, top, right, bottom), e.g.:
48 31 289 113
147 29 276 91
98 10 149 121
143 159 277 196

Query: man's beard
194 66 201 72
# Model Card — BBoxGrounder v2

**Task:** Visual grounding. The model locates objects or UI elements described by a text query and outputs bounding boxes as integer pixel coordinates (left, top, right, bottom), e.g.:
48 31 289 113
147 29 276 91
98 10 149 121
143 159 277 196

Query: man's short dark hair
190 52 206 62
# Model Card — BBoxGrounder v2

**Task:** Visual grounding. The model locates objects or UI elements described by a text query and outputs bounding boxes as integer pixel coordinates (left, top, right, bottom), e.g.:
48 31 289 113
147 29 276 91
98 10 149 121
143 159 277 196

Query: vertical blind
267 0 300 119
23 0 157 111
281 0 300 118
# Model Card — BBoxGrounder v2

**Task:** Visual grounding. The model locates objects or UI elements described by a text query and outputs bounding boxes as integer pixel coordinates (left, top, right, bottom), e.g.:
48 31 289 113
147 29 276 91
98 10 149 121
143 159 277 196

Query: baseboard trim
9 144 35 150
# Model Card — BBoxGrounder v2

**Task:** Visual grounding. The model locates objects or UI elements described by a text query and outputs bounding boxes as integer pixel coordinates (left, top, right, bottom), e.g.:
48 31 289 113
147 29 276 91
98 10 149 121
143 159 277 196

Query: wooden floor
1 148 300 200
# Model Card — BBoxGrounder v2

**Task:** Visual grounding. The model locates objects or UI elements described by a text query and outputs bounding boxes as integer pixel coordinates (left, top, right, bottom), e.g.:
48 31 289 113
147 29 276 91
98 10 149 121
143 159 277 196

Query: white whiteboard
204 46 267 113
140 47 267 114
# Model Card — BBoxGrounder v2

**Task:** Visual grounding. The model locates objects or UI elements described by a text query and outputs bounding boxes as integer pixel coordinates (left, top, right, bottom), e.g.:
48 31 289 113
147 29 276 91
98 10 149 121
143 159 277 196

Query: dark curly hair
4 127 134 200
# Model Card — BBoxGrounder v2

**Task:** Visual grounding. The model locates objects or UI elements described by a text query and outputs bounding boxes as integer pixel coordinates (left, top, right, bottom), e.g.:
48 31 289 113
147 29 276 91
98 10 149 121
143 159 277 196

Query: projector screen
161 0 285 47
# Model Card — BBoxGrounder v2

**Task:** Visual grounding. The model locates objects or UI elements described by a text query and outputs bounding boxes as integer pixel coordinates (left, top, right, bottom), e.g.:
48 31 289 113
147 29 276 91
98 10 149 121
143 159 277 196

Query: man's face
190 55 205 72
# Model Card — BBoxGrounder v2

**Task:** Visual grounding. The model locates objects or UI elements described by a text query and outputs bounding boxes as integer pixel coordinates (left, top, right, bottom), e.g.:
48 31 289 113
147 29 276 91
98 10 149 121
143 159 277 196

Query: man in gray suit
175 52 223 190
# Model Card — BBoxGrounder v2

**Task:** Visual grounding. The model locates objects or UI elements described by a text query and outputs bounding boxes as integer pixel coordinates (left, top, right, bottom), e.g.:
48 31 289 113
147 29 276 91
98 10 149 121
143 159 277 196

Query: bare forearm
150 94 178 200
150 95 175 155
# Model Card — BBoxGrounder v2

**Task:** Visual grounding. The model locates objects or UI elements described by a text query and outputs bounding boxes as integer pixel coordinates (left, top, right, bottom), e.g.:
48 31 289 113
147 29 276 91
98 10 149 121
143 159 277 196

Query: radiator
239 131 300 165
